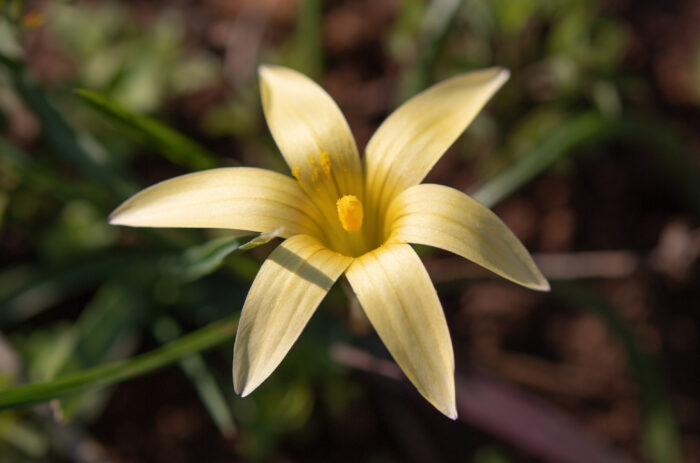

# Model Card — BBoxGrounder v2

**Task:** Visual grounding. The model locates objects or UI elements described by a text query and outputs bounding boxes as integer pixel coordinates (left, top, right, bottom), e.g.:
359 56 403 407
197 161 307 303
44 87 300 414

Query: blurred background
0 0 699 462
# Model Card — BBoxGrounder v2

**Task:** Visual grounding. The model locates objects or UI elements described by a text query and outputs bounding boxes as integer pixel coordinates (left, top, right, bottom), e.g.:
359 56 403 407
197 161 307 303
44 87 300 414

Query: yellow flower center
336 195 363 232
292 152 377 256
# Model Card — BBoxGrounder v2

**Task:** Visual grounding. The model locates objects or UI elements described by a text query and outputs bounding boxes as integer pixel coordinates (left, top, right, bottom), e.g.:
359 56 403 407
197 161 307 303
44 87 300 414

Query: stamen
291 166 302 183
336 195 363 232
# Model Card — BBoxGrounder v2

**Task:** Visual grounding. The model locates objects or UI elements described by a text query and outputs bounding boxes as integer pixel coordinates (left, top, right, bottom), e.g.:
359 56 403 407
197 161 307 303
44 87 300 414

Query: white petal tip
258 64 272 78
443 406 458 420
234 373 261 397
486 67 510 91
527 274 551 292
519 280 550 292
474 66 510 87
107 213 123 226
435 394 458 420
258 64 289 81
108 203 138 226
496 67 510 81
515 271 550 292
233 378 249 397
107 209 139 227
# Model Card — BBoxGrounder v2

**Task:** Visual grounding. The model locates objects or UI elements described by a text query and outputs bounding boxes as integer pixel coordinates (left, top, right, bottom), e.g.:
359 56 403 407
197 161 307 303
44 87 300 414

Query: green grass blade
165 229 282 283
293 0 323 79
471 112 612 208
164 235 251 283
55 281 146 420
0 317 238 410
415 0 465 91
0 137 112 207
393 0 465 102
471 112 700 213
553 283 682 463
237 227 284 250
8 68 135 198
0 258 123 328
75 89 218 171
58 282 145 375
154 317 236 438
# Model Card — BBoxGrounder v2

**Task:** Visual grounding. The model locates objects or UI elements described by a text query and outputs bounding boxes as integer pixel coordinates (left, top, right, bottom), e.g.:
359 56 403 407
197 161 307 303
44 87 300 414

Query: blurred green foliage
0 0 697 461
49 2 220 113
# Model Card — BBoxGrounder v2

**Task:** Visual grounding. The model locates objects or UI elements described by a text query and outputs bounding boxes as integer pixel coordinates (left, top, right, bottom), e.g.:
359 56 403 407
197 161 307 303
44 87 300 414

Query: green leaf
397 0 465 98
416 0 465 90
164 228 283 283
54 281 146 420
154 317 236 437
471 113 700 213
292 0 323 79
0 137 112 207
0 317 238 410
75 89 218 171
0 16 24 60
238 227 284 251
68 283 144 369
7 66 135 198
0 417 49 458
0 258 123 328
470 112 612 208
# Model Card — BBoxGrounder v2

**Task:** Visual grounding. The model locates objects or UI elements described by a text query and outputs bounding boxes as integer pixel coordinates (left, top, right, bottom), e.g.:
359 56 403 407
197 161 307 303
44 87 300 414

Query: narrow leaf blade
75 89 218 171
0 317 237 410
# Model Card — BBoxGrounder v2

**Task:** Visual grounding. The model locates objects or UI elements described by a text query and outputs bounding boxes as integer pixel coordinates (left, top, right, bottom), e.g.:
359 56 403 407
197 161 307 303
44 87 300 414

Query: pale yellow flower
110 65 549 418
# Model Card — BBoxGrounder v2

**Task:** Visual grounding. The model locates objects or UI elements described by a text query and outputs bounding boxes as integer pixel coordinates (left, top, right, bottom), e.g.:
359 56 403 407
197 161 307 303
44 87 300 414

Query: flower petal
345 243 456 419
388 184 549 291
364 67 509 220
233 234 352 396
259 65 363 199
109 167 322 237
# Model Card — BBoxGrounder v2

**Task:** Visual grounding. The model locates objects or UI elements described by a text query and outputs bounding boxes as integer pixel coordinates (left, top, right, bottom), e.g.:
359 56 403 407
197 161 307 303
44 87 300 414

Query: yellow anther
336 195 363 232
320 151 332 176
311 167 320 183
291 166 301 182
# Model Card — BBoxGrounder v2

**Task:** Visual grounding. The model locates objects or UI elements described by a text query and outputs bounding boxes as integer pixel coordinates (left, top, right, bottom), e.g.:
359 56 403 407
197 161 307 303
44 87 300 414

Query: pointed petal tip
258 64 272 78
422 391 459 420
528 269 551 292
107 209 124 226
258 64 286 85
476 66 510 85
436 383 458 420
496 66 510 81
520 277 550 292
232 370 251 397
258 64 293 82
108 205 136 226
436 399 458 420
235 375 260 398
487 66 510 89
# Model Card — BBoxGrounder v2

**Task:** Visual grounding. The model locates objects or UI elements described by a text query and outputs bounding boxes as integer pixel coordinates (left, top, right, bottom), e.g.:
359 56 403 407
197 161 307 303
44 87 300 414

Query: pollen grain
320 151 332 176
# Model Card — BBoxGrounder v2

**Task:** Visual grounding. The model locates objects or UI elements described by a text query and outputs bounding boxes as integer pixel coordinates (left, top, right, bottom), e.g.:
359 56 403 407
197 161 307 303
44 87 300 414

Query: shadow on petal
269 243 336 290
